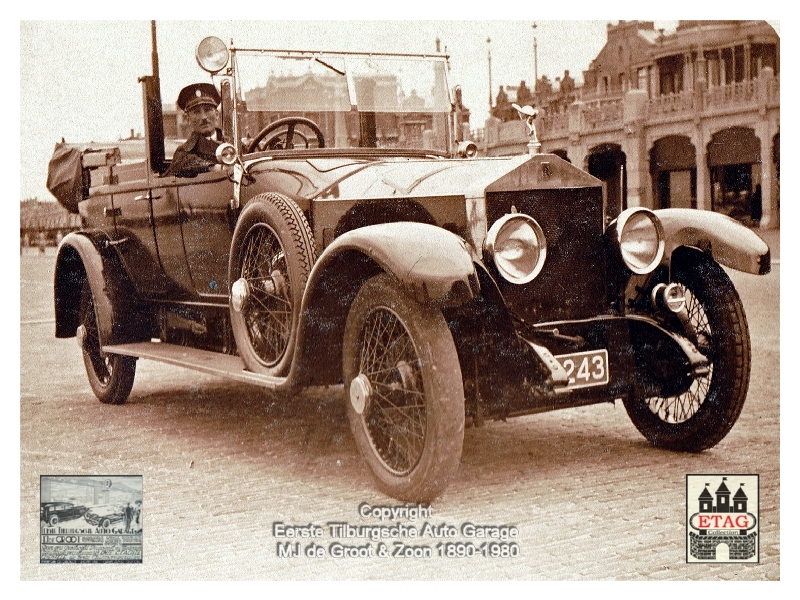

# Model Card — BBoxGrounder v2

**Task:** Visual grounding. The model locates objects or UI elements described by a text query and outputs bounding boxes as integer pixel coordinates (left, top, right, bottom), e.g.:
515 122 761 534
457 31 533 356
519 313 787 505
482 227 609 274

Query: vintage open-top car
83 504 126 528
52 29 770 502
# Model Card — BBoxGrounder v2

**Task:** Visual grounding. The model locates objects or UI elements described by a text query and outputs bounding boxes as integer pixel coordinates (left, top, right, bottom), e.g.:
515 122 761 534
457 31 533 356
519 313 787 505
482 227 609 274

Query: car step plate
102 341 286 389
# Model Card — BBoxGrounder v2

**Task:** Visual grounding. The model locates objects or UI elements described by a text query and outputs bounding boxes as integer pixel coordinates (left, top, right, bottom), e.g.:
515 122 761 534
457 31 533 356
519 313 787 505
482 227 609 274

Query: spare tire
228 193 316 376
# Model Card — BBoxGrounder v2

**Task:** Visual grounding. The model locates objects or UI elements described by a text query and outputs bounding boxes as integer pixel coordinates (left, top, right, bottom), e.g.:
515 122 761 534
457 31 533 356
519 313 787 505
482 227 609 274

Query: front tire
229 194 316 376
49 515 58 527
79 282 136 404
343 273 465 502
623 256 751 451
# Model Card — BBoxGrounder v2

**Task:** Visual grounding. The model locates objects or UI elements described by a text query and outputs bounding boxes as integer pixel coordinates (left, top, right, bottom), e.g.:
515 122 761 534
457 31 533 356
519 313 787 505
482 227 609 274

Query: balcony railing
648 90 696 118
703 79 758 111
539 112 568 135
767 77 780 100
581 100 623 130
482 72 778 153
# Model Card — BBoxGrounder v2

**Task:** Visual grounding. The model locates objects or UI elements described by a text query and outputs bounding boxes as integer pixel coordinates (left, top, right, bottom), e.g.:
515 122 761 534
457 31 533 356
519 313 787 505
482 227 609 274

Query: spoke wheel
78 282 136 404
229 193 316 376
343 273 464 501
644 284 713 423
357 308 427 475
623 255 751 451
239 224 292 364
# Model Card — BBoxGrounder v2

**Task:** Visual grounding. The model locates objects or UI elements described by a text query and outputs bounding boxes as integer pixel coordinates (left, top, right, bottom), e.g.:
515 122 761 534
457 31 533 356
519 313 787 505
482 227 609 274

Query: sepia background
16 10 788 585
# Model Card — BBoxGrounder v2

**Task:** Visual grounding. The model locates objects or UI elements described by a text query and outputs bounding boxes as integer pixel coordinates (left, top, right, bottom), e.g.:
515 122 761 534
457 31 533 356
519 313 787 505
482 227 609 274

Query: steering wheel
246 117 326 153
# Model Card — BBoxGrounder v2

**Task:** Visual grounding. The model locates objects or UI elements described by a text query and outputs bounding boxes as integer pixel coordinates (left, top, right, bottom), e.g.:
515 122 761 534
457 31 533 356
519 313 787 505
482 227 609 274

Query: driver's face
186 104 219 137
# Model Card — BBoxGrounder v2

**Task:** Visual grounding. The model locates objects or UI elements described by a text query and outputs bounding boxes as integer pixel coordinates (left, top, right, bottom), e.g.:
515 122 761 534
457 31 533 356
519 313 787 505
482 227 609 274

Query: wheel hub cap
76 324 87 348
349 373 372 415
231 277 250 312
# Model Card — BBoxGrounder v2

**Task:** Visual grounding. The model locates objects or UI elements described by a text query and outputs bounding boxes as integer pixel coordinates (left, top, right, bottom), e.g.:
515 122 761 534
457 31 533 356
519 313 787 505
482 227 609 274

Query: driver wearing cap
166 83 224 177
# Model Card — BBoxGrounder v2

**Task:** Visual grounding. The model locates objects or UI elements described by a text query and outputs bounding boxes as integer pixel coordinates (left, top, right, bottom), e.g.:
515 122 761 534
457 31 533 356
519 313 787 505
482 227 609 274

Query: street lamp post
532 22 538 95
487 37 493 116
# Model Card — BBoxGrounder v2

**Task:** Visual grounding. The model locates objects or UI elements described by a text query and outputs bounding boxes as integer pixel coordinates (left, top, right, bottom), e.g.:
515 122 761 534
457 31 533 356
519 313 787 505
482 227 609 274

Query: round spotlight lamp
215 143 238 166
196 36 229 74
456 141 478 158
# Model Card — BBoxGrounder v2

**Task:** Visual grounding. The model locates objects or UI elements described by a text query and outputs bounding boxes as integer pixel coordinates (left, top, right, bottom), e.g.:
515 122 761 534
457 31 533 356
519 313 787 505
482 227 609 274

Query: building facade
483 20 780 229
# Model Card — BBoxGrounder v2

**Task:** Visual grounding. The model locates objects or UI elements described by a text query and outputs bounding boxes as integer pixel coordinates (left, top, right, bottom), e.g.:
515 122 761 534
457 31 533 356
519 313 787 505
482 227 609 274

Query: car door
111 175 172 296
175 171 235 299
149 175 196 297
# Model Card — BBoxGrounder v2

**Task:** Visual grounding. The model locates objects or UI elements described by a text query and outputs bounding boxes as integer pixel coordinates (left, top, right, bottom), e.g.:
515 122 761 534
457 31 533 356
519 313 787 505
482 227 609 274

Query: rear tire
79 282 136 404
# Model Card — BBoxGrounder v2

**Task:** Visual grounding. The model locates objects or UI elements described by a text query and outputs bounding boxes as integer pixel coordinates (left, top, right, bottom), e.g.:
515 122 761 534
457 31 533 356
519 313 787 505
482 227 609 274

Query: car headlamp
613 207 665 274
484 214 547 284
196 36 230 74
215 143 238 166
456 141 478 158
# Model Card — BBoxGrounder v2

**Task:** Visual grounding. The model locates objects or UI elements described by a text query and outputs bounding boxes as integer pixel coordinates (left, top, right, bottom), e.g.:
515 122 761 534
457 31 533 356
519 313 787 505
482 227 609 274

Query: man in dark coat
166 83 224 177
124 503 133 530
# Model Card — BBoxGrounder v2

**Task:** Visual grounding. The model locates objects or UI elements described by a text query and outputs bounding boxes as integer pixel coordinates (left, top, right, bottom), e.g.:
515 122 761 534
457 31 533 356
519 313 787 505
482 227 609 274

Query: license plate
555 349 609 389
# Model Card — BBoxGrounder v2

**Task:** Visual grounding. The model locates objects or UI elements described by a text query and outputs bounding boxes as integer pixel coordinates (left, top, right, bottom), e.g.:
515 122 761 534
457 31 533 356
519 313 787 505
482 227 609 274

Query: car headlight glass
196 36 229 74
616 208 665 274
215 143 238 166
485 214 547 284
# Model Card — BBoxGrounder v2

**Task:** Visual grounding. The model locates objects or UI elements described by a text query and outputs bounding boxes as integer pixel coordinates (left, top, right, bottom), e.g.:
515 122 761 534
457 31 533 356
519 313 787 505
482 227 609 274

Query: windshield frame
217 46 454 156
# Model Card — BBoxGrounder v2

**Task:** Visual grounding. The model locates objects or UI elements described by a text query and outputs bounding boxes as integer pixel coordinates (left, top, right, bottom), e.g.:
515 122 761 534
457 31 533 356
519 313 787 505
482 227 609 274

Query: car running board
102 341 287 389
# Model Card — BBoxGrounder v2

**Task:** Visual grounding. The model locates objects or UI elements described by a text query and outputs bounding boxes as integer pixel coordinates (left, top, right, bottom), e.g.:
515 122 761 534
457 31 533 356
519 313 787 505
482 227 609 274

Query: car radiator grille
486 188 608 323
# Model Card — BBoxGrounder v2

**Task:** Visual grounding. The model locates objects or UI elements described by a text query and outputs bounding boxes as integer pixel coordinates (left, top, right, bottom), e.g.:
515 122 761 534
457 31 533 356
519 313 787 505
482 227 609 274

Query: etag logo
686 475 759 563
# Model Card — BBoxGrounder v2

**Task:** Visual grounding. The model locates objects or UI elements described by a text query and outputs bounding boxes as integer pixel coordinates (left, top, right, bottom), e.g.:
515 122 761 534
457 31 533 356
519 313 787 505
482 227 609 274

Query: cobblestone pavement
20 235 780 580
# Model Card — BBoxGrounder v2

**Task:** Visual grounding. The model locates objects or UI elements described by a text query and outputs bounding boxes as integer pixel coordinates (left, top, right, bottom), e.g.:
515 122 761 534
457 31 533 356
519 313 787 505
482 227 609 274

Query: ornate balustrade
648 90 696 118
766 77 779 102
481 72 778 154
703 79 757 111
581 99 623 130
539 112 568 136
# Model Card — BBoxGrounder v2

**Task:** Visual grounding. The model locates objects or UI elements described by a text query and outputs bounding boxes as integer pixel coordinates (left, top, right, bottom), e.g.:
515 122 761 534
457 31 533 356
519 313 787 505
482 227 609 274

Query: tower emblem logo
686 474 759 563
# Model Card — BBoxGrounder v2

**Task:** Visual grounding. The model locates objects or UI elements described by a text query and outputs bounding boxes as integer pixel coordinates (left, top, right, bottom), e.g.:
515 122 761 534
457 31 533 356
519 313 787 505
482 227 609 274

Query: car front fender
311 222 480 307
54 231 151 345
289 222 480 387
655 208 771 275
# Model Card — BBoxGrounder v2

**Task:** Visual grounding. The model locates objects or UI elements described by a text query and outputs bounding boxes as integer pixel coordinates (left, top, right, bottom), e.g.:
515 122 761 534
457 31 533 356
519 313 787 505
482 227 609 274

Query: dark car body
41 502 87 526
52 30 770 502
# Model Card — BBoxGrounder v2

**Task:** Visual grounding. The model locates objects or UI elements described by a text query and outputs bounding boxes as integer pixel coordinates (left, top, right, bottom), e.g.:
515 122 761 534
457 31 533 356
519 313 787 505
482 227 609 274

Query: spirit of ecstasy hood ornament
512 103 541 155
